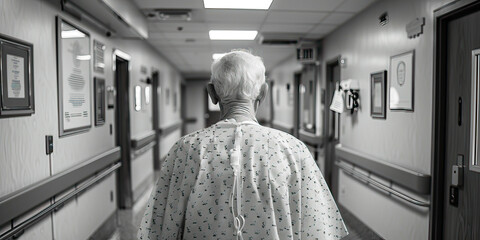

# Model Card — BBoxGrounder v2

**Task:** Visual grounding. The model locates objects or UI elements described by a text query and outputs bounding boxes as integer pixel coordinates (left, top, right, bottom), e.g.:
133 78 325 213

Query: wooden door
443 6 480 239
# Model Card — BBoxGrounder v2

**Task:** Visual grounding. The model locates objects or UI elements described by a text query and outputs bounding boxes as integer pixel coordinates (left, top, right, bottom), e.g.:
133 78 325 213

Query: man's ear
257 82 269 103
206 83 219 104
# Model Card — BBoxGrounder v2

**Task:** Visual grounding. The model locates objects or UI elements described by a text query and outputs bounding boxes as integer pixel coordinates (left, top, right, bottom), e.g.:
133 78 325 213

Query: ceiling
133 0 377 76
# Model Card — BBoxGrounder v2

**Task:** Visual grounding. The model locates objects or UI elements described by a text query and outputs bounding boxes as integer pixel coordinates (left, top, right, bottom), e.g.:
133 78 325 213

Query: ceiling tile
204 9 267 23
148 22 209 33
308 24 336 34
321 12 355 25
265 11 328 24
336 0 376 13
270 0 344 12
260 23 314 33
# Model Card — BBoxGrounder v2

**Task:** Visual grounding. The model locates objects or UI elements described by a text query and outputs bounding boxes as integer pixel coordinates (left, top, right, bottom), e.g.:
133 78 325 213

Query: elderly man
138 50 348 240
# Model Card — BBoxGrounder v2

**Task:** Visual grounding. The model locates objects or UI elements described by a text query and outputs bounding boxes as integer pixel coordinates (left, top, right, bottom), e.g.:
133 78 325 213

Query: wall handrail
131 130 156 150
158 121 182 136
335 145 431 195
0 162 121 240
335 161 430 207
299 129 323 146
0 147 121 227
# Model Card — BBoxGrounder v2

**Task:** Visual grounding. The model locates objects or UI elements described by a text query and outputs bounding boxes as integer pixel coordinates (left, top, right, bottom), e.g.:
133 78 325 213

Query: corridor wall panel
268 57 302 128
320 0 454 239
184 80 207 134
266 0 457 239
0 0 183 239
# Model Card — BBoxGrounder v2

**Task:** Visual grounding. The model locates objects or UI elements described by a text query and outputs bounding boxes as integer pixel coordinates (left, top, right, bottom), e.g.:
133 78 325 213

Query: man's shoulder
253 125 306 147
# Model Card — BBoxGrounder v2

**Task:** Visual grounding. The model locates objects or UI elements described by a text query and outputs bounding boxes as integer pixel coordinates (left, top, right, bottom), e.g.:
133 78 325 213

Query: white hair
210 50 266 101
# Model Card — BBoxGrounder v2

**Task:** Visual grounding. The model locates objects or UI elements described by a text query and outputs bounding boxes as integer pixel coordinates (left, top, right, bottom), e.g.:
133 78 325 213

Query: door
151 71 160 170
442 5 480 239
114 54 133 209
326 58 341 193
293 73 301 137
299 65 317 134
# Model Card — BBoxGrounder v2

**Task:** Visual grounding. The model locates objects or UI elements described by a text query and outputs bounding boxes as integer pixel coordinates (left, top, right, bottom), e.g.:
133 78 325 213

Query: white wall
322 0 453 239
268 57 302 127
184 80 207 134
0 0 183 239
266 0 457 239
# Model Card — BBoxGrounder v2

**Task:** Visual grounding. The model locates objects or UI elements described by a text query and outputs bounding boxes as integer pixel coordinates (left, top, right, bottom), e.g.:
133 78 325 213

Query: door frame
325 56 341 192
431 0 480 238
113 49 133 209
293 72 302 137
151 70 161 170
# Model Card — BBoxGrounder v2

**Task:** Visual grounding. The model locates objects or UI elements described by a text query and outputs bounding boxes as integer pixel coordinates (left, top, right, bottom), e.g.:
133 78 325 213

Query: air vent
258 33 302 45
143 9 192 21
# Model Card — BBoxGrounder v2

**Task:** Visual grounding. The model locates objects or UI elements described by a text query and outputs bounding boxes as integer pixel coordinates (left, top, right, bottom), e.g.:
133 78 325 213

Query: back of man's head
210 50 266 102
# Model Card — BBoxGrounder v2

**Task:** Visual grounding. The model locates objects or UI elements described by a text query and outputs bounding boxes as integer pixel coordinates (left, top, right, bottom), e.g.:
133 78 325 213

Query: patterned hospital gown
138 119 348 240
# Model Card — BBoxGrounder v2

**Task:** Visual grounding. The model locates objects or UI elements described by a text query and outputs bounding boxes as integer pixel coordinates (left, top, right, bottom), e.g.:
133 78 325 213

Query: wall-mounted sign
370 70 387 119
94 77 105 126
56 17 92 136
389 50 414 111
135 85 142 111
0 34 35 117
93 40 105 73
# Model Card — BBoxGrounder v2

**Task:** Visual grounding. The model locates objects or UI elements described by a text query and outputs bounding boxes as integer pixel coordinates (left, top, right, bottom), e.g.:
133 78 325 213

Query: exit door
434 1 480 239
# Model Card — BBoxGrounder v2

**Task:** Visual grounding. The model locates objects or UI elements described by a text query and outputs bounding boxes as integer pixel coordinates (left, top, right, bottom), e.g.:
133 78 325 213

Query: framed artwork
371 70 387 119
0 34 34 117
144 86 151 105
56 17 92 136
107 86 115 109
166 88 170 105
389 50 414 111
93 40 105 73
173 91 177 111
134 85 142 111
94 77 105 126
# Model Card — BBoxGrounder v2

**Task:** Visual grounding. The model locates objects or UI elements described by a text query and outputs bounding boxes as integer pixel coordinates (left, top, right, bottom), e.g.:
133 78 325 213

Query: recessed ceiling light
203 0 273 10
209 30 258 40
212 53 227 60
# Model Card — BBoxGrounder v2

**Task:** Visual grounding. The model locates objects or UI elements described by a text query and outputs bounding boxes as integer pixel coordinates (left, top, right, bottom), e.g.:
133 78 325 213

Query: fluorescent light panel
204 0 273 9
209 30 258 40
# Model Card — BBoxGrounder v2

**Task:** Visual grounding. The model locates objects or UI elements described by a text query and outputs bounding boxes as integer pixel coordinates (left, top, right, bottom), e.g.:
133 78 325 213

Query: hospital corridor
1 0 480 239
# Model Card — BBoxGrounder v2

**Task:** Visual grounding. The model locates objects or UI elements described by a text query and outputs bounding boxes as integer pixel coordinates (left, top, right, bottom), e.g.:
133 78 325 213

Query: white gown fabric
138 119 348 240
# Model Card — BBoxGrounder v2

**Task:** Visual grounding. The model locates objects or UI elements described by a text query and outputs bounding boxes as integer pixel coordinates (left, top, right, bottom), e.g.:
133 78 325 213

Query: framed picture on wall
0 34 35 117
93 40 105 73
94 77 105 126
370 70 387 119
56 17 92 136
134 85 142 111
389 50 414 111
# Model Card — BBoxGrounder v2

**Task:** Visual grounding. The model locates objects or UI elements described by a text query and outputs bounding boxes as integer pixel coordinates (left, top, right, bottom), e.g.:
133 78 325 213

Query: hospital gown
138 119 348 240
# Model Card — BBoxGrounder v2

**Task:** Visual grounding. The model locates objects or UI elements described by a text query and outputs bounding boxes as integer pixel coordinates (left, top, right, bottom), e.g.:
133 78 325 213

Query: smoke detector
143 9 192 21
